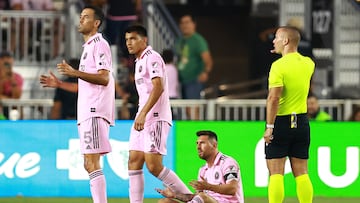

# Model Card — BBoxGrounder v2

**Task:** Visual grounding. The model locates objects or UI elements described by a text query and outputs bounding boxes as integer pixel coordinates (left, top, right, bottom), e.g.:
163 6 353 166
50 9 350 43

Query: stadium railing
1 99 360 121
0 10 64 65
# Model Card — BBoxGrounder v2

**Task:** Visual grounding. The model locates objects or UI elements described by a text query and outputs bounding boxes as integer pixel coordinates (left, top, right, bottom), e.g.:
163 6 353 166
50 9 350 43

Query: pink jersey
165 63 179 99
134 46 172 125
198 152 244 203
77 33 115 126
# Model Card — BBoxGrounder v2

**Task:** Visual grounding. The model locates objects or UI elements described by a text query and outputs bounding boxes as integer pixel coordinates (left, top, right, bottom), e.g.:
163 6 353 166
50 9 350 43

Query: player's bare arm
190 176 238 196
156 187 194 202
57 60 110 86
264 86 283 144
198 51 213 83
134 76 163 131
40 71 78 93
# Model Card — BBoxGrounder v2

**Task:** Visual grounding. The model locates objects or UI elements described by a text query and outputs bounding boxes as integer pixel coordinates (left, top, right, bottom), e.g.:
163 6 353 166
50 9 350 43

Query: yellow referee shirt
268 52 315 115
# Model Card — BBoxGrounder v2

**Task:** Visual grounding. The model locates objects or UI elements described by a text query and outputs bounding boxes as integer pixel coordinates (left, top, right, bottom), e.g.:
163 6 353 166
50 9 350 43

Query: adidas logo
86 145 92 149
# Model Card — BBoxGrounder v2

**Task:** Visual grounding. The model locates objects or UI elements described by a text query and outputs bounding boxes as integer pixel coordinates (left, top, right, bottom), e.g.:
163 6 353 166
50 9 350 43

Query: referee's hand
263 129 274 144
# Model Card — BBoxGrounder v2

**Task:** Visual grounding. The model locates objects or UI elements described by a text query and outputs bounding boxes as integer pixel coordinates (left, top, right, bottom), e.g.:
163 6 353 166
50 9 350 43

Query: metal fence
0 10 65 65
1 99 359 121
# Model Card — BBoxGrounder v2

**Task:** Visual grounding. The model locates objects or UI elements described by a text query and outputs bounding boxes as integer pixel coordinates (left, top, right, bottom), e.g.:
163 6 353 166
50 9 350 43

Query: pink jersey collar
140 46 153 59
83 33 102 46
204 152 223 169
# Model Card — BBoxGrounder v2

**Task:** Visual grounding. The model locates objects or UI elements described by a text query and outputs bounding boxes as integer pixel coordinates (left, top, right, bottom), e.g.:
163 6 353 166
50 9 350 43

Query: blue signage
0 120 174 198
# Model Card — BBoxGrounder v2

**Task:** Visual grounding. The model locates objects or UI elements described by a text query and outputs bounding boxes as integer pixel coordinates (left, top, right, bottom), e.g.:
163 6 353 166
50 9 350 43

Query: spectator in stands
175 14 213 120
307 94 332 121
50 58 79 120
104 0 142 59
0 51 23 119
348 106 360 121
162 49 179 99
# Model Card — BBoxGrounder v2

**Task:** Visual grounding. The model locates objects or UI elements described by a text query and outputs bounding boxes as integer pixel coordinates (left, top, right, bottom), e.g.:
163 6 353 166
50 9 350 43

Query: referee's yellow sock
268 174 284 203
295 174 313 203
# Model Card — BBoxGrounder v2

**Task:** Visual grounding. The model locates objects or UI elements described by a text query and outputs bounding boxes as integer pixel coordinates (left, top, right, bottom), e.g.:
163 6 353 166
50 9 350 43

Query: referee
263 26 315 203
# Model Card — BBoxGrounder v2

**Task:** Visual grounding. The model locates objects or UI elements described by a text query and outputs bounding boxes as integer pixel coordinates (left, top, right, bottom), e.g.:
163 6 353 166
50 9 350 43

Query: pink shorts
78 117 112 155
129 121 170 155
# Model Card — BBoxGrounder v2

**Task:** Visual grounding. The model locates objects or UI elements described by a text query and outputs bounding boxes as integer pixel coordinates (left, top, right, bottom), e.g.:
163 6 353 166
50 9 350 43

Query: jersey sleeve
94 41 112 72
147 54 165 79
222 158 240 183
268 63 284 89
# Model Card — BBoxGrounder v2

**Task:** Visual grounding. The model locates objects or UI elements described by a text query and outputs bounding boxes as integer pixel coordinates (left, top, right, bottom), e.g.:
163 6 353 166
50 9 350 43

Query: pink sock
89 169 107 203
157 167 191 194
129 169 144 203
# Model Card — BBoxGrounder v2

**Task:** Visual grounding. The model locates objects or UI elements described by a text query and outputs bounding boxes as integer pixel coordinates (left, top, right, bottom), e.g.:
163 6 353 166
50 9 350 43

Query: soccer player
40 5 114 203
124 25 191 202
263 26 315 203
156 130 244 203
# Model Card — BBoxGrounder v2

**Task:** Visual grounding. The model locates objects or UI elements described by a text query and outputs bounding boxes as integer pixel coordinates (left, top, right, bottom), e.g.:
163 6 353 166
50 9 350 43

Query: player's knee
83 161 96 173
146 162 162 176
128 151 145 170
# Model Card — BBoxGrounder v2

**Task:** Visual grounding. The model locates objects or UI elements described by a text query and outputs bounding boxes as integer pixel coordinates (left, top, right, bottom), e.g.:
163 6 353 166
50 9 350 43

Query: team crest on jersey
83 52 87 60
100 53 105 60
215 171 219 180
152 62 160 73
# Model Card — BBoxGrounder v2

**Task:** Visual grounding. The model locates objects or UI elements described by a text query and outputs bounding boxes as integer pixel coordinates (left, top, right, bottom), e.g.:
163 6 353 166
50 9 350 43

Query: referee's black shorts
265 113 310 159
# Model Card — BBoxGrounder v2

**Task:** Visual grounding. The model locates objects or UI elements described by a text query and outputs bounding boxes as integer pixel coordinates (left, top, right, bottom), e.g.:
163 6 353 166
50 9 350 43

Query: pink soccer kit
198 152 244 203
77 33 115 126
77 33 115 155
134 46 172 125
77 32 115 203
129 45 173 153
129 46 191 203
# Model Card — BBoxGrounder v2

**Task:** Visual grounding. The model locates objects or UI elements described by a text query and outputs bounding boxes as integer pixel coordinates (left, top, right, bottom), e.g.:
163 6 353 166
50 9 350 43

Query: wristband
266 124 274 129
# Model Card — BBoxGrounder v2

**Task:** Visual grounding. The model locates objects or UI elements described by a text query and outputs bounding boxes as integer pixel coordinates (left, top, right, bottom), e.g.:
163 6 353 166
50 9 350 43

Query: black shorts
265 113 310 159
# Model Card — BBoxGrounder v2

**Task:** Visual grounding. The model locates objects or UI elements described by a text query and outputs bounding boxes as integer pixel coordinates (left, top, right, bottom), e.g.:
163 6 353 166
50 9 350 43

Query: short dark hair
180 13 196 23
83 5 104 28
196 130 218 141
162 49 174 63
0 51 13 58
125 25 147 37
